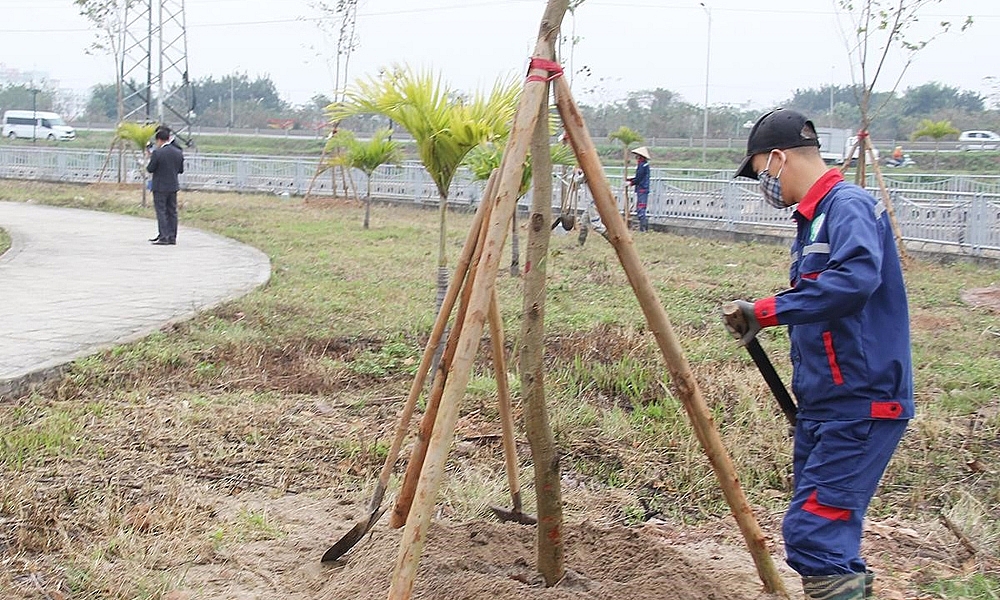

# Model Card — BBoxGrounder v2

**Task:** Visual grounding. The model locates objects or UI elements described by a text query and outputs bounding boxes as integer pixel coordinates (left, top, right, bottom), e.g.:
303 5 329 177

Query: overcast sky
1 0 997 114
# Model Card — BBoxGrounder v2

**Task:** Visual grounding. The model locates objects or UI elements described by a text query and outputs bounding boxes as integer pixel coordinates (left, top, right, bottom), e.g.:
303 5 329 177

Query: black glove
721 300 761 346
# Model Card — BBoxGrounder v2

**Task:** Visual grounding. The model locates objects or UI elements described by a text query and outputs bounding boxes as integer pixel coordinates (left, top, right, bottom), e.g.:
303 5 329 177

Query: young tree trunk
510 214 520 276
431 192 450 373
522 84 564 586
364 175 372 229
436 192 450 309
622 150 630 227
141 165 148 208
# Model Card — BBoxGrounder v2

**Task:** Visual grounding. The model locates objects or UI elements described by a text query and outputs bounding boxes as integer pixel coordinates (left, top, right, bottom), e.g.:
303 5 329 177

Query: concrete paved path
0 201 271 398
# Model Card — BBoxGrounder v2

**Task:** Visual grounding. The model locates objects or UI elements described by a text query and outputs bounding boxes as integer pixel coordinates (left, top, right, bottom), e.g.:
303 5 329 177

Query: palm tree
327 65 519 307
114 122 159 206
318 129 362 200
911 119 959 170
345 127 401 229
463 141 575 276
608 126 643 224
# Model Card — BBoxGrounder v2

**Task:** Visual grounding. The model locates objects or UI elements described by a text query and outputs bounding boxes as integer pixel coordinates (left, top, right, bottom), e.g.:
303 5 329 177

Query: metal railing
1 147 998 257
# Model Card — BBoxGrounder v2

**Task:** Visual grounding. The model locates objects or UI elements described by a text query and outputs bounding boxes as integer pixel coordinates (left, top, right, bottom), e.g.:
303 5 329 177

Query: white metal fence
2 147 998 257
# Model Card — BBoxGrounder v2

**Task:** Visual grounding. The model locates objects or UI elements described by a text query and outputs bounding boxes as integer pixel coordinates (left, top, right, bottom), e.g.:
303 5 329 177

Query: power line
0 1 994 34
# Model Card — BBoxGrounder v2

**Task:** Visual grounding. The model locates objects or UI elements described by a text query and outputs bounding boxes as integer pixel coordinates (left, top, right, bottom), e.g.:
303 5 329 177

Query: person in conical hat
627 146 651 231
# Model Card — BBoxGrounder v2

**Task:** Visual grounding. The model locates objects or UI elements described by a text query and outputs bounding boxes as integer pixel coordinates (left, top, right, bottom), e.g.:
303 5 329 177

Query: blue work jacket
753 169 914 421
630 160 649 193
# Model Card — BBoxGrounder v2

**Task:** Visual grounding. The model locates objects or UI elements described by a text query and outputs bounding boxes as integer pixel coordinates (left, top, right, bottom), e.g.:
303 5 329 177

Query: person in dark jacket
146 127 185 245
627 146 651 231
723 109 912 600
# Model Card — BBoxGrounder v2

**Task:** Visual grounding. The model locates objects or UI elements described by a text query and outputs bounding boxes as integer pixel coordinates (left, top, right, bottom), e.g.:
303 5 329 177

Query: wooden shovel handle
488 290 522 508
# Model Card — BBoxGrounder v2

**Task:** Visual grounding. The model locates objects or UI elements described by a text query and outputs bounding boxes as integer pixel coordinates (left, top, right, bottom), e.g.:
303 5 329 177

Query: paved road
0 201 271 398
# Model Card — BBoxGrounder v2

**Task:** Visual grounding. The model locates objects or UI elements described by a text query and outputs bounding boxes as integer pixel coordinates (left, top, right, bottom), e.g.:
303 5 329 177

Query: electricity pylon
119 0 194 145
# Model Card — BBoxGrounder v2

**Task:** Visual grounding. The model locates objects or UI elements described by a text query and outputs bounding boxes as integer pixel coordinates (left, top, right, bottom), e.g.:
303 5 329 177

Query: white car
957 130 1000 151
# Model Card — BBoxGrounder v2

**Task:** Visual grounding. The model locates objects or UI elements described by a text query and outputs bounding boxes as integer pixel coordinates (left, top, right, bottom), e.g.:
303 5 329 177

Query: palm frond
464 139 577 198
115 122 158 152
326 64 520 199
346 128 401 176
608 125 643 148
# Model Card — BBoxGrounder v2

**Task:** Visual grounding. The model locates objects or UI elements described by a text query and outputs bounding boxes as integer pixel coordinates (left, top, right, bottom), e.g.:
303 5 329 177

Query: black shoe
152 239 172 246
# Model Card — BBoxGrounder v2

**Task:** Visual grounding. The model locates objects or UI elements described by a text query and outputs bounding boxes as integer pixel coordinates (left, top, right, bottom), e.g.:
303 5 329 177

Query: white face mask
757 151 786 208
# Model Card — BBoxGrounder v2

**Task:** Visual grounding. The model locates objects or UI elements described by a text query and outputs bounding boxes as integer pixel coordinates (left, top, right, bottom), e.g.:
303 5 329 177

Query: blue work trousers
782 418 908 576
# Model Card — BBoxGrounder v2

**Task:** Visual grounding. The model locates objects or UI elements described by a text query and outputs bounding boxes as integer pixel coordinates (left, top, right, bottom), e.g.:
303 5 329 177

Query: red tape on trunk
526 58 564 83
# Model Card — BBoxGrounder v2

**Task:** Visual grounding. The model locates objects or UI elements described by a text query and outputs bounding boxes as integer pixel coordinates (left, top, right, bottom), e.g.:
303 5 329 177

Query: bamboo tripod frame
381 2 788 598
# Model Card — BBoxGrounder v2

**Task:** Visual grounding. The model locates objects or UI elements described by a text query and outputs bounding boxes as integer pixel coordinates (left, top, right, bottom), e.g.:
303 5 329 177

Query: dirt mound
175 499 796 600
960 286 1000 312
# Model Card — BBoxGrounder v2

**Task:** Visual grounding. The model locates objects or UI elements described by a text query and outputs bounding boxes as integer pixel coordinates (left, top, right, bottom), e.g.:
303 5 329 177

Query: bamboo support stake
865 137 909 264
838 138 860 175
387 5 568 598
553 74 789 598
390 171 500 529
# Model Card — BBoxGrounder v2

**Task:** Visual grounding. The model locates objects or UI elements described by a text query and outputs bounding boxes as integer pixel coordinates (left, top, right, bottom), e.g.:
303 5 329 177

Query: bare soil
960 286 1000 313
152 490 976 600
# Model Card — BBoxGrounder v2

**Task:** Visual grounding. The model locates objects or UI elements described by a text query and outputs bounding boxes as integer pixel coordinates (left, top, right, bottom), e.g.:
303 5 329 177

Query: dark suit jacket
146 143 185 192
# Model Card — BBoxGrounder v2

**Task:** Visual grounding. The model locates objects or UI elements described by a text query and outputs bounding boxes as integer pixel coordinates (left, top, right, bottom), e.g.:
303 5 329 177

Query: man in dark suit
146 127 185 245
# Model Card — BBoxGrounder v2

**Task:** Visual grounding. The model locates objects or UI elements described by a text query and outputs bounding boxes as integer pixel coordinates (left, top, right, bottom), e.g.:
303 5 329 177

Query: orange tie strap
526 58 564 83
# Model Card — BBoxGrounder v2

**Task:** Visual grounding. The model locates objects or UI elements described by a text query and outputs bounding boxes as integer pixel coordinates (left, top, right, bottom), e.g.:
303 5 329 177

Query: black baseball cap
734 109 820 180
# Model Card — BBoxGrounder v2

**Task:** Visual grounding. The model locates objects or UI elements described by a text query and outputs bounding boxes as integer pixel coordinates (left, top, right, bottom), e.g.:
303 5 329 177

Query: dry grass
0 181 998 598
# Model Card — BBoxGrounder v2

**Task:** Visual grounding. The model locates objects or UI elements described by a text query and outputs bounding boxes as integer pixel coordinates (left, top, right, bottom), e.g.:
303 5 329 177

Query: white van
2 110 76 141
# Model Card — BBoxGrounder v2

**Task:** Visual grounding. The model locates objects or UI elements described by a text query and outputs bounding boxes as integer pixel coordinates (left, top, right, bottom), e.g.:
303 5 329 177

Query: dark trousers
636 190 649 231
153 190 178 242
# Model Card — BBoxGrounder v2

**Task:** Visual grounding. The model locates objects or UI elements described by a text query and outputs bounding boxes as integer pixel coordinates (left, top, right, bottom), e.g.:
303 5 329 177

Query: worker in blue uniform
627 146 651 231
723 109 913 600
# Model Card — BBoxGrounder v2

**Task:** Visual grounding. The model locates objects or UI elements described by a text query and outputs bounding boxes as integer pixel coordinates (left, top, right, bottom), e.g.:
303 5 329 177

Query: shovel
486 291 537 525
721 303 797 428
321 175 497 563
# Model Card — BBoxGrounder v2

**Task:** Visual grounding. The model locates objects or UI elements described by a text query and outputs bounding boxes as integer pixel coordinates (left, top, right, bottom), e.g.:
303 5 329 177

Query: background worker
887 145 904 167
723 109 913 600
627 146 651 231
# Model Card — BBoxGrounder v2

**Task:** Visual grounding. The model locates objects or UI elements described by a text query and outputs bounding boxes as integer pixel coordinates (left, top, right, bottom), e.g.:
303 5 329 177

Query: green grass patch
923 573 1000 599
0 403 83 470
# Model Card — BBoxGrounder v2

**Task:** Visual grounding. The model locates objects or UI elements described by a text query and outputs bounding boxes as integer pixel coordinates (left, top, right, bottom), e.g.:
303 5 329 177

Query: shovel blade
490 505 538 525
320 507 387 563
